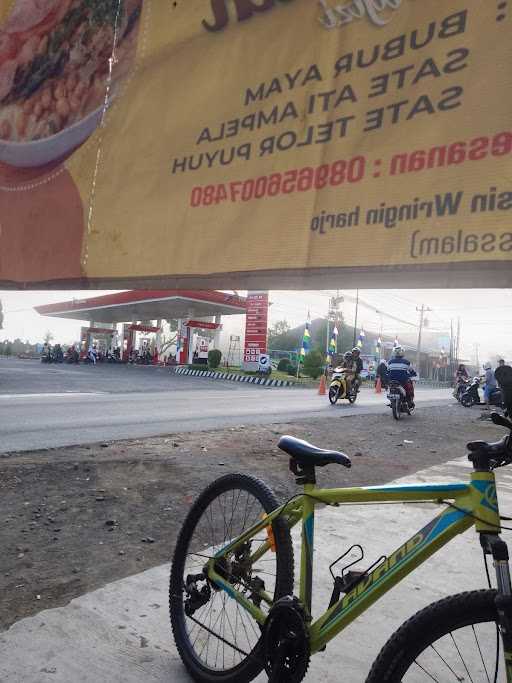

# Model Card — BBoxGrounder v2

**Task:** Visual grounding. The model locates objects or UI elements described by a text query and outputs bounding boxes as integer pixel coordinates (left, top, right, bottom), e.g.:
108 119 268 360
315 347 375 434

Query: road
0 359 451 452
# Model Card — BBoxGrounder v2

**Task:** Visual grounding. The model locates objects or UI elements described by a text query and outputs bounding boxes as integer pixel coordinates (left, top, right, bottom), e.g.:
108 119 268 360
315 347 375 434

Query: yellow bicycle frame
207 468 511 676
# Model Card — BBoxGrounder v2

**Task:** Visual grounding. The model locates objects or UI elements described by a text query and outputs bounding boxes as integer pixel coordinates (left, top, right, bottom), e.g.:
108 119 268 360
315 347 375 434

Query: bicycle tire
169 473 294 683
366 590 500 682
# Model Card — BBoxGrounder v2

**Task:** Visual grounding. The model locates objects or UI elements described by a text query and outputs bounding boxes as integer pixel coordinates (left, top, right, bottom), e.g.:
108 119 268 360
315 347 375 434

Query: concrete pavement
1 453 508 682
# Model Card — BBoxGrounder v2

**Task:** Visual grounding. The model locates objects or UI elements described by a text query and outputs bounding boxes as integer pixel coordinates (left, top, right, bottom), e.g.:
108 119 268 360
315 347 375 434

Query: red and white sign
243 291 269 370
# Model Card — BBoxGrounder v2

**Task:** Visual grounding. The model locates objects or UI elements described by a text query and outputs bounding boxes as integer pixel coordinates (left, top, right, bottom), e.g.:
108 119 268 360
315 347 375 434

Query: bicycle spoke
449 631 475 683
412 660 441 682
472 624 491 683
429 643 465 680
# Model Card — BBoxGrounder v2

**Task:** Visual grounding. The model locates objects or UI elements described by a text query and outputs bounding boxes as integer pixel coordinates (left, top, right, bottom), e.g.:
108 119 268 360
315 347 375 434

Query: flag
357 328 365 349
300 314 311 363
327 326 338 364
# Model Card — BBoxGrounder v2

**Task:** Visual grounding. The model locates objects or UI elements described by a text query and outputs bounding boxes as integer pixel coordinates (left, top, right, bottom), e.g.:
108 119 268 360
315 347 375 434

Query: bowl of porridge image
0 0 142 167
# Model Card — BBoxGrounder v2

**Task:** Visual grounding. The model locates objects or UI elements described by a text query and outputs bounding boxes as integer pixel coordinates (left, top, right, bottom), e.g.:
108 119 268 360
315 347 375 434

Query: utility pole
475 343 480 373
455 317 461 369
353 289 359 348
416 304 432 377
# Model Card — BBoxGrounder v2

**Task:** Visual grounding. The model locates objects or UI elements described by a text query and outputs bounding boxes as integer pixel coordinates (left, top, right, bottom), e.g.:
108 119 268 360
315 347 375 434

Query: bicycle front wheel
169 473 294 683
367 590 504 682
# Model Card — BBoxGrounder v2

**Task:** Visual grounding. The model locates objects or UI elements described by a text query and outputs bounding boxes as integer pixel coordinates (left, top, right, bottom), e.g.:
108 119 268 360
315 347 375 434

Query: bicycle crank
264 596 310 683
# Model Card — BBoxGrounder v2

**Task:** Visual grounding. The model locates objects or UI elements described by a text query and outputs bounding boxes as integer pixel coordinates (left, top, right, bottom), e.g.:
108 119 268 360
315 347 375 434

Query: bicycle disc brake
264 596 310 683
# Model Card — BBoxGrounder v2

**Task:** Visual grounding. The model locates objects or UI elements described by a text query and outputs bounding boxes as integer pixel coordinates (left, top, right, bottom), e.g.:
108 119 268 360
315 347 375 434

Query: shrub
303 350 325 379
277 358 291 372
188 364 210 371
208 349 222 369
287 364 298 376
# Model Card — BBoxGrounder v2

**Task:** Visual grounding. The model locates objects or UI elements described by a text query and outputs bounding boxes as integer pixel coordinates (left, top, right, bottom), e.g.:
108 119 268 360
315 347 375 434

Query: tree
268 320 297 351
43 330 54 344
208 349 222 369
303 349 325 379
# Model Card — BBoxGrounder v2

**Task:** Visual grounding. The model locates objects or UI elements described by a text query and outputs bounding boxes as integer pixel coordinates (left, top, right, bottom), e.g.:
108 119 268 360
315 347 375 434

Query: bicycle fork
481 534 512 681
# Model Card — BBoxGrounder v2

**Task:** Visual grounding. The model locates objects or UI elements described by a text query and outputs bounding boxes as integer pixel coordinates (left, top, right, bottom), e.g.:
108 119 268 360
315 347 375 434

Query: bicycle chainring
264 596 310 683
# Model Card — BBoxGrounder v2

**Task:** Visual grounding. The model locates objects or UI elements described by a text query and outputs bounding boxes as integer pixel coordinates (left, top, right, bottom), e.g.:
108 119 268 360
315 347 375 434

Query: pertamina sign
0 0 510 288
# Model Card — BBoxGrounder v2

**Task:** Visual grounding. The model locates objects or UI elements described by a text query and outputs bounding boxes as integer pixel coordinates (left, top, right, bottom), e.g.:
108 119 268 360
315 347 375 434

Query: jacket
387 356 417 384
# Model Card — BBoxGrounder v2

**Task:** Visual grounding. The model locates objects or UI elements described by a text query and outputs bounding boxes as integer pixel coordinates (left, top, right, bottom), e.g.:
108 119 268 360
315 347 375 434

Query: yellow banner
0 0 511 287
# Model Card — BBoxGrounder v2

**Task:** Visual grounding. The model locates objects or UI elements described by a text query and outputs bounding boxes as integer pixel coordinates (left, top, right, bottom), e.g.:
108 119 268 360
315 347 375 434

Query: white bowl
0 103 104 168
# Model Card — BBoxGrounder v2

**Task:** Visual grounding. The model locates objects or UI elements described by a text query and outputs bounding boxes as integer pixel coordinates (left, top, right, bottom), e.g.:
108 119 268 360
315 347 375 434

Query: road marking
0 392 105 400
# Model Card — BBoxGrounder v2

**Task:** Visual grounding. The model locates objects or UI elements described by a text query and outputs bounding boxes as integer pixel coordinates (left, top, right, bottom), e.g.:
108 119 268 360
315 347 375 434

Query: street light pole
416 304 432 377
353 289 359 348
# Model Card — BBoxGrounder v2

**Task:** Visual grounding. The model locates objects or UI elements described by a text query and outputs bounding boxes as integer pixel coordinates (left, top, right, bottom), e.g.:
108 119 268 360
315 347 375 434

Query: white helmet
393 345 404 357
483 362 491 370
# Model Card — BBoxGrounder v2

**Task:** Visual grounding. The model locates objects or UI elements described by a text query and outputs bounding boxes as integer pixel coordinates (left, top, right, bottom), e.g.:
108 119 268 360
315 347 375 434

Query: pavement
2 454 509 682
0 358 451 453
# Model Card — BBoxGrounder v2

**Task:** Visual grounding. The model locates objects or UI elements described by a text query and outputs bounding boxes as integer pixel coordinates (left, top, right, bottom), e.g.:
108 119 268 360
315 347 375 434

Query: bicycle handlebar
466 412 512 469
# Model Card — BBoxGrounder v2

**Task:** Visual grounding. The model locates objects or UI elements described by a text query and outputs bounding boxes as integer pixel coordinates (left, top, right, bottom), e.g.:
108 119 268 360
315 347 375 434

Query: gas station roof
35 290 247 323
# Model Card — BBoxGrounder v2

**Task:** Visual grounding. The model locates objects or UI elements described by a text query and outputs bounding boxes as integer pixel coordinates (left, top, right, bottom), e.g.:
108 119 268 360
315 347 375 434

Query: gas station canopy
35 290 247 323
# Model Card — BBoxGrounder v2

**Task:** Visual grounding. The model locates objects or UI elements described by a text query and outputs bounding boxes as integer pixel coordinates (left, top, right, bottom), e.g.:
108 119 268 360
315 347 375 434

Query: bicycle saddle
278 435 351 468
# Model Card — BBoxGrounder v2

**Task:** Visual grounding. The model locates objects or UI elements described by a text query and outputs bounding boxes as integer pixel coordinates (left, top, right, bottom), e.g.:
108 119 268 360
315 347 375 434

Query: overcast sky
1 289 511 365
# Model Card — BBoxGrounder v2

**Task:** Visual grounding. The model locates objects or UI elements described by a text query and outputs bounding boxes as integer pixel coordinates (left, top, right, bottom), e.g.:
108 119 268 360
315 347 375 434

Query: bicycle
170 411 512 682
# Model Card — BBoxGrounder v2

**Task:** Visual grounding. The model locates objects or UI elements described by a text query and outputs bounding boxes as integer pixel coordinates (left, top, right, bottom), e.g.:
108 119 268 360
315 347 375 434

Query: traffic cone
318 375 327 396
375 376 382 394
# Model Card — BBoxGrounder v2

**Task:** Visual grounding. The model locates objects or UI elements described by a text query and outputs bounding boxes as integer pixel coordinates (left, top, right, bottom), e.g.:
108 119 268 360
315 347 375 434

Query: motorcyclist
483 362 498 405
351 347 363 392
455 364 469 382
387 346 417 408
495 359 512 417
340 351 356 393
87 344 97 365
453 363 469 399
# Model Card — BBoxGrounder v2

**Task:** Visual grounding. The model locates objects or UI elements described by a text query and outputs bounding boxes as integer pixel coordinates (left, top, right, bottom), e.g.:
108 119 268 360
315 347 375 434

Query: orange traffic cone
375 376 382 394
318 375 327 396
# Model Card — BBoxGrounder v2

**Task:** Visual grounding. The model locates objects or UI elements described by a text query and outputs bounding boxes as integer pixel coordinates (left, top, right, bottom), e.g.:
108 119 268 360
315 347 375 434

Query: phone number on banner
190 156 366 207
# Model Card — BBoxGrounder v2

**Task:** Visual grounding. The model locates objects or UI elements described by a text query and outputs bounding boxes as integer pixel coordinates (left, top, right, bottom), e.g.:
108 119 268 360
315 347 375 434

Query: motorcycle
453 378 470 403
328 368 358 405
461 376 503 408
387 380 414 420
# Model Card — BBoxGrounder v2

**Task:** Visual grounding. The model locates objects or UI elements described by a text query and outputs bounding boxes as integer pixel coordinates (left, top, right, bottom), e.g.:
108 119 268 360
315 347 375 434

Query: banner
0 0 511 288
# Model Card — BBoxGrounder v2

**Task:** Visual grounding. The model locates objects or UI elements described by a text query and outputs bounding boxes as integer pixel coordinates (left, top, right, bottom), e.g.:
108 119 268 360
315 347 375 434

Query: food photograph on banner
0 0 510 287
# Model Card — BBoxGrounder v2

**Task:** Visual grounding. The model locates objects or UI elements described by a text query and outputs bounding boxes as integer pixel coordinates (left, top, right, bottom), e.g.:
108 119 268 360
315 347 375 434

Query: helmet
344 351 352 361
352 347 361 354
483 362 491 370
393 346 404 357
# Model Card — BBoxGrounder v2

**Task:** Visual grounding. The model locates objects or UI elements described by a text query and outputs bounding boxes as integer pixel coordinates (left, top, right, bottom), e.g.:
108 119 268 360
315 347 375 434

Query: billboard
0 0 511 288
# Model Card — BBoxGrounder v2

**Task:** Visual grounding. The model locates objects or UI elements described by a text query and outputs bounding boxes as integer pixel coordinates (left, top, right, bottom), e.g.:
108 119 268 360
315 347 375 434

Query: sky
1 289 511 365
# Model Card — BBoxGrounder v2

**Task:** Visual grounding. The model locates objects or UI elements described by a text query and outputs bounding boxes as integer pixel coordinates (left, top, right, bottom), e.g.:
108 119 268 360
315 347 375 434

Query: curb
175 367 295 387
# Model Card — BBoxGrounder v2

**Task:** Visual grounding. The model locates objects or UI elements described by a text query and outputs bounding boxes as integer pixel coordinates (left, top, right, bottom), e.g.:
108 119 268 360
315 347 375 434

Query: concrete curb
175 367 296 387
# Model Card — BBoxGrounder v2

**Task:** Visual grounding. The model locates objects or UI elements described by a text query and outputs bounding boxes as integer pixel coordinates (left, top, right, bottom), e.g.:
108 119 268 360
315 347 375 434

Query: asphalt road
0 358 452 453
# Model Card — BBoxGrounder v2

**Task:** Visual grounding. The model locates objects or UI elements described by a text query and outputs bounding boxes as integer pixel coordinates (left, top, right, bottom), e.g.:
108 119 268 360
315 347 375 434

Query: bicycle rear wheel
169 473 294 683
366 590 503 682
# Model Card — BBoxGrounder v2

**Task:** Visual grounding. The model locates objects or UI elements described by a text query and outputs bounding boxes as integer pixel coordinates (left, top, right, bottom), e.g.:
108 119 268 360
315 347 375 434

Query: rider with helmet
351 347 363 392
341 351 356 393
387 346 417 407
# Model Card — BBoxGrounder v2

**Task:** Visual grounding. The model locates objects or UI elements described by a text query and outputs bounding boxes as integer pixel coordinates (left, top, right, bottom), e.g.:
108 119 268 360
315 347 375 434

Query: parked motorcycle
453 378 470 403
387 380 414 420
328 368 358 405
461 376 503 408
